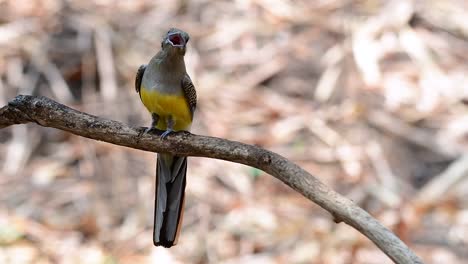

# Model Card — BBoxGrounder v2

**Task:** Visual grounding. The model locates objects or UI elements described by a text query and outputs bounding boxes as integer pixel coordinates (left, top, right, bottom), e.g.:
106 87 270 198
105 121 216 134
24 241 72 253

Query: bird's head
161 28 190 56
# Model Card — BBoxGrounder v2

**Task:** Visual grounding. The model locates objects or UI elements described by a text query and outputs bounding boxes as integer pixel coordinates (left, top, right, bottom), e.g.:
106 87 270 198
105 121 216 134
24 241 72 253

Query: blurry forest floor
0 0 468 263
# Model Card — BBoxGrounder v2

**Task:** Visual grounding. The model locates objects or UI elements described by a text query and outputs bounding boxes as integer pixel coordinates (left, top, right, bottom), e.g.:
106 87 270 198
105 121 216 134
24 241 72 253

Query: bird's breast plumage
139 83 192 131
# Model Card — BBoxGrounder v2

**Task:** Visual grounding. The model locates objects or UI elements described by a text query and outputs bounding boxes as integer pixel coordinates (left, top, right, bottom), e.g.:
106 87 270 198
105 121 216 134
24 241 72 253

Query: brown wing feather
181 74 197 118
135 65 146 94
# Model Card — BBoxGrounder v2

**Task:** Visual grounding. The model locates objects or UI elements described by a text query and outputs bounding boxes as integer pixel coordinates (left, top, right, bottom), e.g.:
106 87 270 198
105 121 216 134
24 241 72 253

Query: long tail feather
153 153 187 247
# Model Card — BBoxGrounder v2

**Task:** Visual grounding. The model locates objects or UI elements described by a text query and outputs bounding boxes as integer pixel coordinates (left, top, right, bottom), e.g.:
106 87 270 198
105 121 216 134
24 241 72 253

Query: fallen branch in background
0 95 423 264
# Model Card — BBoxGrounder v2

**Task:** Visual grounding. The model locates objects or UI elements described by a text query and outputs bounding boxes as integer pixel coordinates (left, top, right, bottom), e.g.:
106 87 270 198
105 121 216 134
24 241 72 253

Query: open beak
167 32 186 48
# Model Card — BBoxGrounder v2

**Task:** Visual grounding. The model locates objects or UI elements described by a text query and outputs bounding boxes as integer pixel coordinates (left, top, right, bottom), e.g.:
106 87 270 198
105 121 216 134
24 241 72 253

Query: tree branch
0 95 423 264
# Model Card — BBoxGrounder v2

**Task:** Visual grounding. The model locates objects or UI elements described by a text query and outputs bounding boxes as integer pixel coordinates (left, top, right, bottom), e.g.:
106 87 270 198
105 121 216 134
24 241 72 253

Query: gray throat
143 49 186 94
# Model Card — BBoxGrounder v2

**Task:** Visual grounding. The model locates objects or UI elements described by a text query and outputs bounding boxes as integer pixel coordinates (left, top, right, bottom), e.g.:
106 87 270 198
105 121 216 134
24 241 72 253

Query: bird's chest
140 84 191 130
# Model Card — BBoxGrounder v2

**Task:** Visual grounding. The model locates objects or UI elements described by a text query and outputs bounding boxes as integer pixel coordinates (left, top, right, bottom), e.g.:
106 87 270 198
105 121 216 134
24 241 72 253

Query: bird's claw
160 129 173 139
138 127 154 137
144 127 154 134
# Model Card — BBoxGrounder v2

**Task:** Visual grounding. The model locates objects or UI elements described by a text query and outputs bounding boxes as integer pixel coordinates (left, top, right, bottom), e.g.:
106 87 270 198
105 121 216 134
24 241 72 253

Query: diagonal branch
0 95 423 264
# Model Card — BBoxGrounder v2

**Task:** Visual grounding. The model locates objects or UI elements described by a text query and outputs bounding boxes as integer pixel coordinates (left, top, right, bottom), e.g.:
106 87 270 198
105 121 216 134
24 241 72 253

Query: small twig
0 95 424 264
414 154 468 210
366 141 401 207
94 25 118 101
0 79 5 106
239 56 286 89
0 19 38 44
314 44 345 102
31 55 74 102
414 1 468 40
367 110 453 157
2 126 36 176
366 141 399 192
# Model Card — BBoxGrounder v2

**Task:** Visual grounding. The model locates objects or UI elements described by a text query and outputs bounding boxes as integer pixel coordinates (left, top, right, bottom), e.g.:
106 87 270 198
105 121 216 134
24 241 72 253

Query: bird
135 28 196 248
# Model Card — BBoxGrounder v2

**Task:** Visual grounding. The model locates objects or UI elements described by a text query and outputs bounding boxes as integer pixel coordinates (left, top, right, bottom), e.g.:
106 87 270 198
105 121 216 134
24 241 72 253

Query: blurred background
0 0 467 263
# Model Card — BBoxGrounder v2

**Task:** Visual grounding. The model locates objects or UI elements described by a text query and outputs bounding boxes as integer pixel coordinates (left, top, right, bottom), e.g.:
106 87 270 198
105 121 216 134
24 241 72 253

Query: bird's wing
181 74 197 118
135 64 146 94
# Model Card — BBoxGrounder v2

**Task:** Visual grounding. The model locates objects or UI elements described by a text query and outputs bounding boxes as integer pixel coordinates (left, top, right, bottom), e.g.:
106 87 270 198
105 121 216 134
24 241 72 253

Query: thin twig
367 110 453 157
414 154 468 209
94 25 118 101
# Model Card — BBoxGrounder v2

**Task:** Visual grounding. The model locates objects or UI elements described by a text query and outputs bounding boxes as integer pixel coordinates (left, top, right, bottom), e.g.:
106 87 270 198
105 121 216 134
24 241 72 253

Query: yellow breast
140 84 192 131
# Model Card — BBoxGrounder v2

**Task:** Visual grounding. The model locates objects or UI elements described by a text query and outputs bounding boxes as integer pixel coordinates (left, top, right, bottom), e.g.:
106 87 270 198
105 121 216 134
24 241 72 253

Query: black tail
153 154 187 247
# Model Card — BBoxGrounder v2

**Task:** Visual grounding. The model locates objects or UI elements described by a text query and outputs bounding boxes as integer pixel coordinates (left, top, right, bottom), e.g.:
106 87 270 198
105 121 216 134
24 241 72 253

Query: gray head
161 28 190 56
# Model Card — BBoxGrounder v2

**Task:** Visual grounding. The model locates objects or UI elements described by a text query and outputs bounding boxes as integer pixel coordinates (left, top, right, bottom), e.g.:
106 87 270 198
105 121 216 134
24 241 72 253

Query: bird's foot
144 127 154 134
138 127 155 137
160 129 173 139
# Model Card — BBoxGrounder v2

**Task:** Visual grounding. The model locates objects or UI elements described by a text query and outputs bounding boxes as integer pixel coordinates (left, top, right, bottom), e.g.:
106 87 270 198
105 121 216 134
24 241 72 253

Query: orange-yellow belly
140 85 192 131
